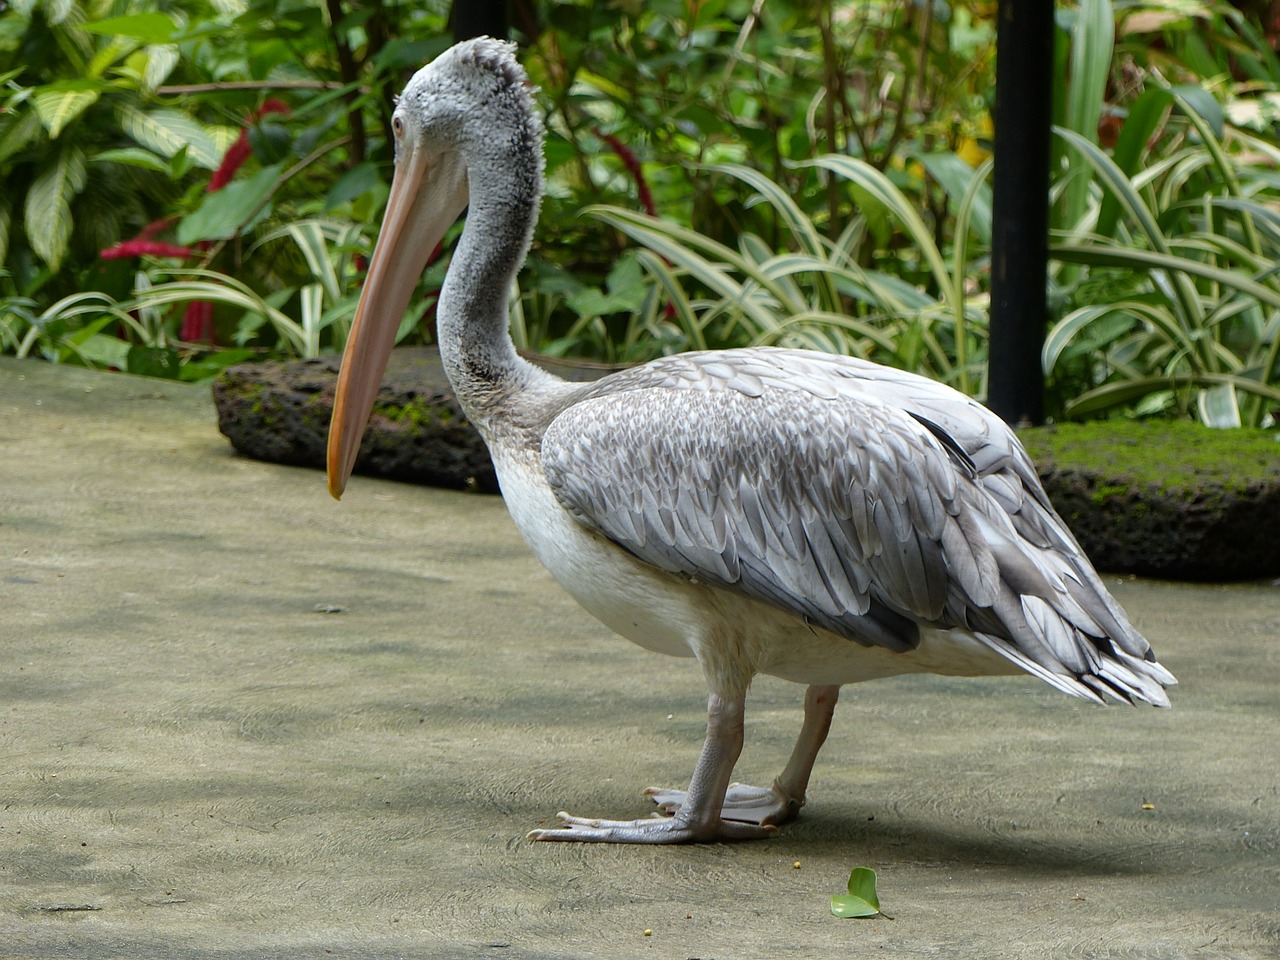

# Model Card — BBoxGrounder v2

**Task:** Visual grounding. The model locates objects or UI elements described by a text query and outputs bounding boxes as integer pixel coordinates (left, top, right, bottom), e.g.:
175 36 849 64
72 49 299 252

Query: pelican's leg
647 684 840 826
527 692 775 843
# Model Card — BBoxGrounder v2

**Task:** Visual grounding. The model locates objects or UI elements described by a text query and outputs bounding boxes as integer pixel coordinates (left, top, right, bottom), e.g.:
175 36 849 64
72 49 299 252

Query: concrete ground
2 356 1278 960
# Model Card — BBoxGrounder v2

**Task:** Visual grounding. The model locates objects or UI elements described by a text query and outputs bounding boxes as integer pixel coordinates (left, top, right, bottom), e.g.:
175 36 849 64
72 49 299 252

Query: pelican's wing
794 351 1167 683
541 349 1174 705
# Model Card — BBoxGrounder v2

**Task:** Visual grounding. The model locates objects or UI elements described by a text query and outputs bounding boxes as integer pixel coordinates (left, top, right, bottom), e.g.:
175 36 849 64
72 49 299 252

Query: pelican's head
326 38 539 499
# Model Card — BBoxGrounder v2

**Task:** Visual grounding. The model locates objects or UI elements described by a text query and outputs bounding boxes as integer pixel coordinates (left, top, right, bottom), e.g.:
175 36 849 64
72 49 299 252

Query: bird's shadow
778 804 1178 878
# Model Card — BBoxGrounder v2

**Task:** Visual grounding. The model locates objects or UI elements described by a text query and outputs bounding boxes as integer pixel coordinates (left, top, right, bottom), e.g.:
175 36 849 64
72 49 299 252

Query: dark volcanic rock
212 347 615 494
213 349 499 491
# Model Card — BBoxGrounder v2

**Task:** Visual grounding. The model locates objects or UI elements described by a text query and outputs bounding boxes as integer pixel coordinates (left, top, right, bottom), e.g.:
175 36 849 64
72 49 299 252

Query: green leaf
39 0 74 26
126 344 181 379
144 44 180 91
1067 373 1280 419
0 109 44 165
831 867 882 918
118 105 223 170
707 162 828 260
76 332 131 369
82 13 178 44
1051 128 1209 337
606 252 646 301
917 151 993 243
791 155 953 305
372 36 453 72
178 164 282 244
1097 87 1172 239
1055 126 1163 244
707 162 841 310
634 249 707 351
178 348 256 382
1065 0 1113 141
1065 376 1178 417
90 147 170 172
0 195 10 267
1057 0 1114 233
565 255 648 318
124 271 307 355
281 222 342 301
24 143 86 270
1197 383 1242 428
588 205 800 333
248 120 292 165
1171 83 1224 140
1051 243 1280 313
1114 88 1172 178
542 131 577 178
325 161 381 210
32 86 100 139
168 145 194 180
1045 302 1145 373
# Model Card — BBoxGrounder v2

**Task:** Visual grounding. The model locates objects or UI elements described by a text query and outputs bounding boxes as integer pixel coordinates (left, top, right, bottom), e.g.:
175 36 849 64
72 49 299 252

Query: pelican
327 38 1175 843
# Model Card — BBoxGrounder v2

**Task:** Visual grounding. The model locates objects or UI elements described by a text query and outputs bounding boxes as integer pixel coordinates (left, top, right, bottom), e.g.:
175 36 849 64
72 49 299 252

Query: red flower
208 138 253 192
99 240 195 260
598 131 657 217
180 300 215 343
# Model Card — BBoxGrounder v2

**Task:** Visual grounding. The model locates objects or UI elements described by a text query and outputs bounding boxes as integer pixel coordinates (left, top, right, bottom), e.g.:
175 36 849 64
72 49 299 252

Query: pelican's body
328 39 1174 843
495 409 1014 688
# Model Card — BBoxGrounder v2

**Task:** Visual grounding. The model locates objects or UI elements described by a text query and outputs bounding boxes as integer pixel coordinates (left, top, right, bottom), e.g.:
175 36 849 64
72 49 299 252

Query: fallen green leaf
830 866 881 918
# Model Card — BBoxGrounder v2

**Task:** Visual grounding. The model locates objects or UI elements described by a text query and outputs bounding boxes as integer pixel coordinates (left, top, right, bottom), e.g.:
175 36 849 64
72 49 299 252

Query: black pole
453 0 509 42
987 0 1055 426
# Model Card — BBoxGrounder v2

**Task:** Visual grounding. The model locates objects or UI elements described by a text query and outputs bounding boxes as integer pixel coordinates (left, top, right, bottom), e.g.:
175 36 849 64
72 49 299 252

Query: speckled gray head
327 37 545 498
395 37 544 182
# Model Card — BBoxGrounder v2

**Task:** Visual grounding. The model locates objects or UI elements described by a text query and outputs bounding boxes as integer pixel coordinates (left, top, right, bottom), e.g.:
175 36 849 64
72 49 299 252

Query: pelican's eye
392 116 405 137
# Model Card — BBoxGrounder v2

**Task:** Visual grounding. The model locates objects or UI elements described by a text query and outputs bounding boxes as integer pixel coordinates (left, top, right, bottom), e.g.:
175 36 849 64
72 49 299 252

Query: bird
326 38 1175 844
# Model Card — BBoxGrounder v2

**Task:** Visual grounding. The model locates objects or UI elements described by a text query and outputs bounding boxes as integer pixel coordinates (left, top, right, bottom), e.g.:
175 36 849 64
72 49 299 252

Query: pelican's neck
436 125 550 434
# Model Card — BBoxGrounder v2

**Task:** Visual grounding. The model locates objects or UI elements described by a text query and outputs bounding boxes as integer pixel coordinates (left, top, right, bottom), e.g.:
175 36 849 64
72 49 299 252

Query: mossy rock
1019 420 1280 581
213 350 501 492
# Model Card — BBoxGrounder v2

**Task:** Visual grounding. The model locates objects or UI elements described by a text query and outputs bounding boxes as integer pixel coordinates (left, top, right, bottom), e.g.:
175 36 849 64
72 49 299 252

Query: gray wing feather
541 347 1174 704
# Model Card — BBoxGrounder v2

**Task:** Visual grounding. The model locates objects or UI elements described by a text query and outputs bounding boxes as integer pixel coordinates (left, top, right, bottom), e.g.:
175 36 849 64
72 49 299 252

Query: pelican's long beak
327 143 468 499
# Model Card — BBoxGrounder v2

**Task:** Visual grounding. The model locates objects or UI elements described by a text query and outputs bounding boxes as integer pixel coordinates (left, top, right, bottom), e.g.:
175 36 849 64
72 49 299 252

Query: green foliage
0 0 216 292
588 155 993 393
505 0 999 374
0 0 1276 431
1054 0 1115 239
1046 93 1280 427
0 0 455 375
0 0 997 379
568 0 1280 426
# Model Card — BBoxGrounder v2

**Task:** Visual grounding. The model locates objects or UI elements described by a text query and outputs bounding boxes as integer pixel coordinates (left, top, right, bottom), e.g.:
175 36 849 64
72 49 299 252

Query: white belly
490 450 1018 691
492 449 702 660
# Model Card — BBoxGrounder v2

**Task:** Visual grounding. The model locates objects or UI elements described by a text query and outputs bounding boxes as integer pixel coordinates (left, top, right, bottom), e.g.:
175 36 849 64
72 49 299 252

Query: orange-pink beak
326 142 468 499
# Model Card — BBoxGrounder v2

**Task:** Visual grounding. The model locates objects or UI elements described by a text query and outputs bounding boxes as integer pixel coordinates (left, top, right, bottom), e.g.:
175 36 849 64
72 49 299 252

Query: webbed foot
527 810 776 843
645 781 803 826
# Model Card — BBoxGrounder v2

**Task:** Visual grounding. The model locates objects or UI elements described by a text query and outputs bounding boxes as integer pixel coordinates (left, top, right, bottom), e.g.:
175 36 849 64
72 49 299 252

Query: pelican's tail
973 626 1176 707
